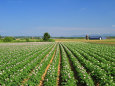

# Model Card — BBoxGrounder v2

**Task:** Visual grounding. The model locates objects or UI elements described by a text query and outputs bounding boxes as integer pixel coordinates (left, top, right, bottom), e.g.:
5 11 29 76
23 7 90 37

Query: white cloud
112 25 115 27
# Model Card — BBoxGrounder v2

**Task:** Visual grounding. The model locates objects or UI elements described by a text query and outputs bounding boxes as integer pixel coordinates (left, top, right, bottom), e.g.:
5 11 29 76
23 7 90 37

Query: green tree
43 32 50 41
3 37 13 42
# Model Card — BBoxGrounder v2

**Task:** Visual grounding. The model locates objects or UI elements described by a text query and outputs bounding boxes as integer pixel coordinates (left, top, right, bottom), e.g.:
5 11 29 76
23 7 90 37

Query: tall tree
43 32 50 41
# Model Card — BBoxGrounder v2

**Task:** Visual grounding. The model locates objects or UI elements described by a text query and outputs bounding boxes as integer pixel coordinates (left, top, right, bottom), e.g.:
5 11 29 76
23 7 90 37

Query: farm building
89 36 102 40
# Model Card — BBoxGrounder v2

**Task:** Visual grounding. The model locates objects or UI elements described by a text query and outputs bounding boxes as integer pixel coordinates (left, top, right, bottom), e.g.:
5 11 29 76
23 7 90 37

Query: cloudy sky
0 0 115 37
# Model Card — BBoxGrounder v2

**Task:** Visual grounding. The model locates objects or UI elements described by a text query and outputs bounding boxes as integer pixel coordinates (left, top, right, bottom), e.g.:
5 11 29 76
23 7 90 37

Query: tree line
0 32 54 42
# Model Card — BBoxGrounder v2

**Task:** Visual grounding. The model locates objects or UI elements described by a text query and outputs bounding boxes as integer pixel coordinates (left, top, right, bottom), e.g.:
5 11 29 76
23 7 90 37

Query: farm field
0 42 115 86
55 39 115 45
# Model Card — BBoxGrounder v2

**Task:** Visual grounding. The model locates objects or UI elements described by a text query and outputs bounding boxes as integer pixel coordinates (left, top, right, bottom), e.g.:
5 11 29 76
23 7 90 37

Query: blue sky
0 0 115 37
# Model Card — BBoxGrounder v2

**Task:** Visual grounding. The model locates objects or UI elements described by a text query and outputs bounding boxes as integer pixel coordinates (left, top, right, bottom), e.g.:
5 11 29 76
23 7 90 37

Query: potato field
0 42 115 86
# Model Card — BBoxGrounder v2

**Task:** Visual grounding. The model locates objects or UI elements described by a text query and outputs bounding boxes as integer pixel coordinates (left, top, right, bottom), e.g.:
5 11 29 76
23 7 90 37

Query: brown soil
57 48 61 86
96 83 99 86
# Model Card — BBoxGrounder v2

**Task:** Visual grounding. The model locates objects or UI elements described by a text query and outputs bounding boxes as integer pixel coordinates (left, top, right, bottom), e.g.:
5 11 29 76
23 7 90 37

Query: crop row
0 44 52 71
60 44 77 86
61 44 94 86
0 43 55 85
43 44 60 86
0 42 115 86
65 43 115 76
63 43 115 86
23 43 57 86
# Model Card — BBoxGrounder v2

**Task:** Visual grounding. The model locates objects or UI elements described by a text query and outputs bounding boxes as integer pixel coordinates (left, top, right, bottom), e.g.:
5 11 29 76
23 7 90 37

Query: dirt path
38 47 57 86
21 45 55 85
57 48 61 86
